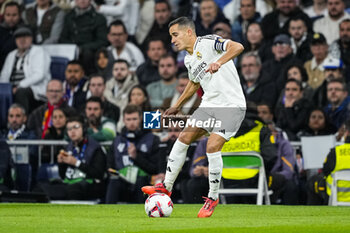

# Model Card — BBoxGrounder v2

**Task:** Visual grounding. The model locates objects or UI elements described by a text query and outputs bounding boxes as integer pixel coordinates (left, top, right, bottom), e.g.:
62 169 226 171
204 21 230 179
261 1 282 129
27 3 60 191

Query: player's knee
178 132 192 145
206 143 221 154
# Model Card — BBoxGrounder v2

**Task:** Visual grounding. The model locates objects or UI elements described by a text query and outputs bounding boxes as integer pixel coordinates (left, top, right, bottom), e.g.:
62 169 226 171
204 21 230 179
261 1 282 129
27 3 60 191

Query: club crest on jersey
196 51 202 60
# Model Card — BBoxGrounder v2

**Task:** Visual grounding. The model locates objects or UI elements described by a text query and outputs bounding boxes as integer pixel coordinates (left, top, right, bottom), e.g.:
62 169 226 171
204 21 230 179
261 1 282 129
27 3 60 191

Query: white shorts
188 106 246 141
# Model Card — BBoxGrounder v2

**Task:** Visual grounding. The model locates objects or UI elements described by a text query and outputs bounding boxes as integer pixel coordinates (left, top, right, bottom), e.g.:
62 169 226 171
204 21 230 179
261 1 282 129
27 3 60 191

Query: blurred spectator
303 0 328 19
313 0 350 45
105 105 160 203
88 74 120 123
276 63 314 108
307 119 350 205
162 72 201 115
23 0 65 44
276 79 314 140
63 60 89 111
85 96 116 142
260 0 312 43
240 52 277 107
257 103 299 204
231 0 262 44
324 79 350 129
27 79 75 138
59 0 108 74
0 103 36 141
220 104 278 204
104 59 139 114
221 0 273 25
0 140 13 191
41 107 68 163
260 34 298 89
37 115 106 200
0 103 38 188
106 20 144 73
329 19 350 82
157 118 198 203
313 57 345 107
96 0 139 36
140 0 174 51
0 2 23 70
288 16 313 62
146 54 178 108
240 22 272 64
136 39 166 87
128 84 151 112
213 21 231 39
194 0 230 36
304 32 330 89
94 48 110 80
0 26 51 114
297 108 337 138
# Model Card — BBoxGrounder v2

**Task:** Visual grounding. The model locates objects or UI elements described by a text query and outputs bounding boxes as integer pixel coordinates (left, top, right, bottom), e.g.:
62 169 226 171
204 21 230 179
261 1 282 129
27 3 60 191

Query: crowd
1 0 350 204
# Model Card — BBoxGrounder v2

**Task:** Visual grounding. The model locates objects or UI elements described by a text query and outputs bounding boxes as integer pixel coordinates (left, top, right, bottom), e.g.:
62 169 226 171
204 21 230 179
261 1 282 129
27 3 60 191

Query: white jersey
184 35 246 108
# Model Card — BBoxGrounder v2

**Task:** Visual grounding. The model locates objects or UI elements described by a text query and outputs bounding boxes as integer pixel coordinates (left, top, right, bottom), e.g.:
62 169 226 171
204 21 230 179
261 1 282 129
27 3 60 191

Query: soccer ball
145 193 173 217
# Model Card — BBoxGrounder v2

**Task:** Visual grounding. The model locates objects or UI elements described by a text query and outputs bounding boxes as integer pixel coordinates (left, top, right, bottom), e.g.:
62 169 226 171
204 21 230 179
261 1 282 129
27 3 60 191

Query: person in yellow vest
307 119 350 205
220 103 278 203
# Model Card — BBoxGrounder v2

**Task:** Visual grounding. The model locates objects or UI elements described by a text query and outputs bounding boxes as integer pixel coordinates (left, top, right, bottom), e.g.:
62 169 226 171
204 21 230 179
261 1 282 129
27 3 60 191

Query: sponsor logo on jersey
193 61 207 81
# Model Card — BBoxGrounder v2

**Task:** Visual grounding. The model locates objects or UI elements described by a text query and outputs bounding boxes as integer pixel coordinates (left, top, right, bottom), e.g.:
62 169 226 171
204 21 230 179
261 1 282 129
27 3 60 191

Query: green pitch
1 204 350 233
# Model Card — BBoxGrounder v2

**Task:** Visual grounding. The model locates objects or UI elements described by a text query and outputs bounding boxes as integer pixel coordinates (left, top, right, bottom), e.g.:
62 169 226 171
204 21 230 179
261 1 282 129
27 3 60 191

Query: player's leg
163 126 207 192
198 107 246 218
197 133 226 218
141 126 207 196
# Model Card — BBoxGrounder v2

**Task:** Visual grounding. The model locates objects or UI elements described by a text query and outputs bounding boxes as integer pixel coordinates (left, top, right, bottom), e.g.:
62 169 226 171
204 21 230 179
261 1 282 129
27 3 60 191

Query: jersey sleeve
184 56 200 83
201 35 228 52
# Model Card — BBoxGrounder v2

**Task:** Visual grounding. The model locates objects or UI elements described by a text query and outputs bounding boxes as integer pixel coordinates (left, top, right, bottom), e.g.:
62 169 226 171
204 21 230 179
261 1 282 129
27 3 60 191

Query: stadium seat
218 151 271 205
50 56 69 81
42 44 79 60
0 83 13 130
14 164 32 192
328 169 350 206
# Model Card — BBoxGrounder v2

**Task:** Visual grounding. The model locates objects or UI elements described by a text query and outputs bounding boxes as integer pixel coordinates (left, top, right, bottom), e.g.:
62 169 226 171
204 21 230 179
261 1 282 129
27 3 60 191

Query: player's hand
205 62 221 74
164 107 180 117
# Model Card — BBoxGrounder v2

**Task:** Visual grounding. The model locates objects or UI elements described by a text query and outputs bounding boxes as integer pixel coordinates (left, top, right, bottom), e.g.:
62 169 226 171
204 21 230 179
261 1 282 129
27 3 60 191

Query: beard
88 115 101 127
243 72 259 82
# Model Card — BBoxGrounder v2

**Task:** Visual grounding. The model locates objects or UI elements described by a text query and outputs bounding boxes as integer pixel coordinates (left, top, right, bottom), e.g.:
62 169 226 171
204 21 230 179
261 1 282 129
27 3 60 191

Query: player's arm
206 40 244 74
164 81 200 116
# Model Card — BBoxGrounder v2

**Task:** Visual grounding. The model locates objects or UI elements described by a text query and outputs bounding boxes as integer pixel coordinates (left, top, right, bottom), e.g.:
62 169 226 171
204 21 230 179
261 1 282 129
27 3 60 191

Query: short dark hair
240 0 256 7
284 62 309 83
178 72 189 80
257 102 273 114
86 96 104 109
4 2 20 12
123 104 142 116
108 19 128 34
89 74 106 84
285 78 303 91
113 59 130 68
67 60 84 69
327 79 347 91
146 38 166 51
340 18 350 29
66 115 85 127
159 54 176 65
168 16 196 32
155 0 171 11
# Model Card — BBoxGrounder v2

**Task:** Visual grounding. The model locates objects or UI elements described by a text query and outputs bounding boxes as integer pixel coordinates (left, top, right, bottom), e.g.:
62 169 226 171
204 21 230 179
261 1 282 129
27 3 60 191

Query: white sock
163 139 189 192
207 151 223 200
